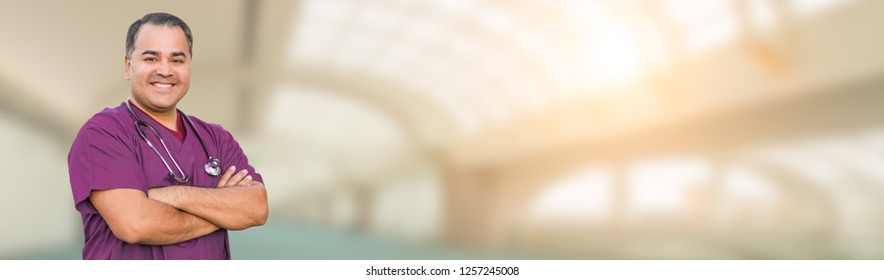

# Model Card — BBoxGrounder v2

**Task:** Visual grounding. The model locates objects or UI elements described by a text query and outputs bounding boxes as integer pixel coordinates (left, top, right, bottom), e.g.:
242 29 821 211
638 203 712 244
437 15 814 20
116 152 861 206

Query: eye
144 57 157 62
173 59 185 64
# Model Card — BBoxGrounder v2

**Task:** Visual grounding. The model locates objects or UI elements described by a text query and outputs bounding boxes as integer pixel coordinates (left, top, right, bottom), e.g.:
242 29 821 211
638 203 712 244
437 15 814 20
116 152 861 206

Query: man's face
125 24 191 113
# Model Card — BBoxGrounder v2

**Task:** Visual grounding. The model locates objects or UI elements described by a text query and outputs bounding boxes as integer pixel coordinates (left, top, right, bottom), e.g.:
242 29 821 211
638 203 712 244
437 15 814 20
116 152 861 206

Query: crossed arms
90 166 268 245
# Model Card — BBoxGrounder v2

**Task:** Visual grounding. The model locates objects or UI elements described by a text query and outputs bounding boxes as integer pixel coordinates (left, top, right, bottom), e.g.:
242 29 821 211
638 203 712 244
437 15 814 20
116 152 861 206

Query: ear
124 55 131 80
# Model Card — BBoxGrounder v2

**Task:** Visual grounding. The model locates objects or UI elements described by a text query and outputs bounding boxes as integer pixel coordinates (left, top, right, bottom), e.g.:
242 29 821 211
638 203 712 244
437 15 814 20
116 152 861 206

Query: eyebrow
140 50 188 58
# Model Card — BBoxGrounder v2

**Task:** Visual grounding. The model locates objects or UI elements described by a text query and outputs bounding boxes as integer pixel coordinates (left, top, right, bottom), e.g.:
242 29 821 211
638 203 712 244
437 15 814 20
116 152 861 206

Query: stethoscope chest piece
205 157 222 176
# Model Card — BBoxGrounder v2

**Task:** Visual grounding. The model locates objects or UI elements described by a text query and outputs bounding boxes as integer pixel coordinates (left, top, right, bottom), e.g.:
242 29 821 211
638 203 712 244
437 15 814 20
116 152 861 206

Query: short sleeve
217 128 263 184
68 119 147 213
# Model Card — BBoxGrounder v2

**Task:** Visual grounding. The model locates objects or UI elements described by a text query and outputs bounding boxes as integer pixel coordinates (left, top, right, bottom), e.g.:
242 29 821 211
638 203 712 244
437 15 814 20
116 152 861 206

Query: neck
129 99 178 131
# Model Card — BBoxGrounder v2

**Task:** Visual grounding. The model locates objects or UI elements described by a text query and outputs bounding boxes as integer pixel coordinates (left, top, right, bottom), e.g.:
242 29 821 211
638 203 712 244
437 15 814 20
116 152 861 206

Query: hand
215 166 253 188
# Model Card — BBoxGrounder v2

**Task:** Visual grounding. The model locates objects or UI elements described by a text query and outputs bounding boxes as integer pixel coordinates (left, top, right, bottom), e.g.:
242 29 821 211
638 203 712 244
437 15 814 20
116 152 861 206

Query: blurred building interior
2 0 884 259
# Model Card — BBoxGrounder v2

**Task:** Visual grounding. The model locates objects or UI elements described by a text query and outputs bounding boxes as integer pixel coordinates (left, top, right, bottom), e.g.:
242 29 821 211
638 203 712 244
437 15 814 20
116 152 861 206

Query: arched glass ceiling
286 0 855 138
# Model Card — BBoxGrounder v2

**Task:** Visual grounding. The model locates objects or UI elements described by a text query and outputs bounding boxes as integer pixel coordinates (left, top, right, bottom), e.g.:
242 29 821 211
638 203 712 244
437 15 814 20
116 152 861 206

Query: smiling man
67 12 268 260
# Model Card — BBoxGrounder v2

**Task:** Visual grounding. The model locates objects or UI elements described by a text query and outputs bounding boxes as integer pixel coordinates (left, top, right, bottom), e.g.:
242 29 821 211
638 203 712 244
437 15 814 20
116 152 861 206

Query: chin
146 95 182 110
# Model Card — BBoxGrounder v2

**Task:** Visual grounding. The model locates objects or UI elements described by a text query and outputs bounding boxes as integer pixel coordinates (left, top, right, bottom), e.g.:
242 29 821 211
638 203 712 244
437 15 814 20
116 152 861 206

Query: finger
227 169 249 187
240 175 253 186
215 166 236 188
229 170 249 187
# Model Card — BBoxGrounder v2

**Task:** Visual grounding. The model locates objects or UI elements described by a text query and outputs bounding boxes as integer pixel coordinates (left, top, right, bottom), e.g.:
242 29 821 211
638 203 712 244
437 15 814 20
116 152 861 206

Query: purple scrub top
68 102 263 260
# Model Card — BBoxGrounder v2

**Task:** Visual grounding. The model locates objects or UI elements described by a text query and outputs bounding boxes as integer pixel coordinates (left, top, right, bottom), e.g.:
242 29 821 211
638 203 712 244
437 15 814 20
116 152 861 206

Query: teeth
152 83 172 88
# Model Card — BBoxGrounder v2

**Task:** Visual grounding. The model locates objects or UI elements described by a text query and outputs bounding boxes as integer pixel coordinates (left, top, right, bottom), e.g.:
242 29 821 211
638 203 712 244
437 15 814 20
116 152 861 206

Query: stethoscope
126 99 221 182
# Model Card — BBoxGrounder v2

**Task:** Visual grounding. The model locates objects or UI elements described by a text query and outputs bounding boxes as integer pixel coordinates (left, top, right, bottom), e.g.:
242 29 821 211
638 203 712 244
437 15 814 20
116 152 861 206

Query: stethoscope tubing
125 99 220 182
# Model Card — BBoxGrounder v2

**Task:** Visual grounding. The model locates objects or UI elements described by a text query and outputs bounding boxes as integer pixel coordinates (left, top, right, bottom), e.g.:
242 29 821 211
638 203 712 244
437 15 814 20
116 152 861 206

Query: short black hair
125 13 193 58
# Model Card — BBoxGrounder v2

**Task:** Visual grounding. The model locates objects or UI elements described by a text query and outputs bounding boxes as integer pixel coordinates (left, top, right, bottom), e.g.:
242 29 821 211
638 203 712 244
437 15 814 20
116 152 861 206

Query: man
67 12 268 259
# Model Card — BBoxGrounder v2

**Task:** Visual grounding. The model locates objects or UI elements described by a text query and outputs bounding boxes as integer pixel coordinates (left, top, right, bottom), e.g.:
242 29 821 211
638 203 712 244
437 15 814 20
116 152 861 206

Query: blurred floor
6 219 523 260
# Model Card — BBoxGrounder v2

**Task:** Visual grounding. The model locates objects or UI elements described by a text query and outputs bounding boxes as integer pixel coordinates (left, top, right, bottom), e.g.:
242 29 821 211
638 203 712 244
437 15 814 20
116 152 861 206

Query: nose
155 60 173 77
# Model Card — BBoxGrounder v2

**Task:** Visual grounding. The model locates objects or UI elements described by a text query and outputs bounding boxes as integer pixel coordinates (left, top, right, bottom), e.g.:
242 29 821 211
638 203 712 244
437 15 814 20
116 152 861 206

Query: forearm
90 188 220 245
131 199 221 245
149 182 268 230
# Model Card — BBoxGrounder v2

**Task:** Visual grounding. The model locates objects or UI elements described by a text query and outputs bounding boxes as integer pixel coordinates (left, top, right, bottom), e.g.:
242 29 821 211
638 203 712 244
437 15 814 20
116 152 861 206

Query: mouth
150 82 175 89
